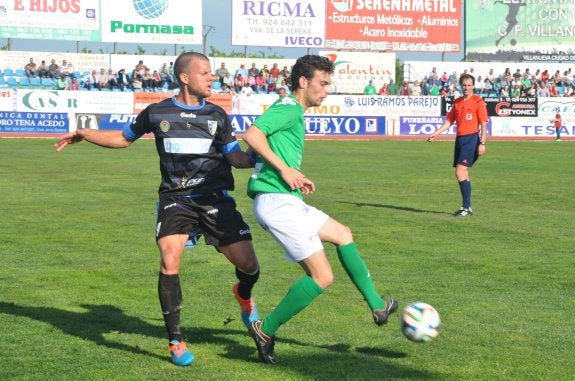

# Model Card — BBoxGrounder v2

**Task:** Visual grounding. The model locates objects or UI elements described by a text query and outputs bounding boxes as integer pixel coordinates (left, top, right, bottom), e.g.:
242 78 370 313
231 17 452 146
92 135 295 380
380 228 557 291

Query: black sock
235 267 259 300
158 273 183 342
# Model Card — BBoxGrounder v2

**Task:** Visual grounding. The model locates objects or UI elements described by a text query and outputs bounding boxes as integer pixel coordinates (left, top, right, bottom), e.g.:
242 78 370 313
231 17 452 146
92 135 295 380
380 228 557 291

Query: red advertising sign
325 0 461 52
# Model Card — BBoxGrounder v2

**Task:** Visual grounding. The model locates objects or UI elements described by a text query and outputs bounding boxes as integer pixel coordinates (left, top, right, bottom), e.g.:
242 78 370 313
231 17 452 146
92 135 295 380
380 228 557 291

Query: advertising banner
16 90 134 114
325 0 461 52
399 116 492 137
0 111 68 133
230 114 385 136
231 0 325 48
466 0 575 62
100 0 202 44
441 96 538 117
319 51 396 95
0 0 100 41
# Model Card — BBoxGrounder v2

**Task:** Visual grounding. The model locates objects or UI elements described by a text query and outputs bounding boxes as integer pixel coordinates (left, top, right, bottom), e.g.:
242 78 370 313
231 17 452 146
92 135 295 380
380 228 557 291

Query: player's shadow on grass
0 301 256 363
0 302 437 377
339 201 449 215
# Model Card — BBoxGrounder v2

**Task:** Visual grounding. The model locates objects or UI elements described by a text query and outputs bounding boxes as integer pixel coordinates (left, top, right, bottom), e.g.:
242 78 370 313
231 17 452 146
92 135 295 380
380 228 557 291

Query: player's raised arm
54 129 132 152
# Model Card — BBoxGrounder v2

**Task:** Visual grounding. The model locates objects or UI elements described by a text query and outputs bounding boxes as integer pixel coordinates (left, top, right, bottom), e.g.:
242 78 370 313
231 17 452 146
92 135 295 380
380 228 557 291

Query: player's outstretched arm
54 129 132 152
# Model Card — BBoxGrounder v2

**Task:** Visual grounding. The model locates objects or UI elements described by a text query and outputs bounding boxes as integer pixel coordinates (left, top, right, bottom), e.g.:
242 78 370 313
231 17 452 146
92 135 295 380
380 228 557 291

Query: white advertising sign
232 0 325 48
0 0 100 41
319 51 396 95
236 95 440 117
16 90 134 114
0 89 15 111
100 0 202 44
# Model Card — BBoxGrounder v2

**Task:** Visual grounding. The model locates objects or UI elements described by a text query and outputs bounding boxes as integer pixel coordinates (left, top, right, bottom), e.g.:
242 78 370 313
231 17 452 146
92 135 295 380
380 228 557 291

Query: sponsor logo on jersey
180 112 197 118
160 120 170 132
207 120 218 135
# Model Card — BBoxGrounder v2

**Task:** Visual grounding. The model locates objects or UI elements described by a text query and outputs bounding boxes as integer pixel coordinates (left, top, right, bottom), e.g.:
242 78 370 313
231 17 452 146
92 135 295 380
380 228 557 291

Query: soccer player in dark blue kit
55 52 260 366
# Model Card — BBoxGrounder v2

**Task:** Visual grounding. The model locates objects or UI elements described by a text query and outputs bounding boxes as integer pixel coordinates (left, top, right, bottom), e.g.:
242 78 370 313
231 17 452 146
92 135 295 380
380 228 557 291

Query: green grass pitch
0 138 573 380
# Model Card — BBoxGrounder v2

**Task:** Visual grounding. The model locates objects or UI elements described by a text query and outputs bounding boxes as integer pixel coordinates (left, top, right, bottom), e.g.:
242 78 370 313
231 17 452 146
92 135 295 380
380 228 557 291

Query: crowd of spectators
7 57 575 98
367 66 575 98
4 57 178 92
211 61 292 96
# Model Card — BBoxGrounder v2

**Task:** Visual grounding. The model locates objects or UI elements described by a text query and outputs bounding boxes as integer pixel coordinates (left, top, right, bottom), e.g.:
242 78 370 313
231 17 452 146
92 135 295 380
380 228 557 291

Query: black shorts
156 191 252 247
453 134 480 168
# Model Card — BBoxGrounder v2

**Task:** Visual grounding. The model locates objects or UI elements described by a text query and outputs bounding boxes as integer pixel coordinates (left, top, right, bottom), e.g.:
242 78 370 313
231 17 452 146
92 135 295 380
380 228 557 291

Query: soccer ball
401 302 440 343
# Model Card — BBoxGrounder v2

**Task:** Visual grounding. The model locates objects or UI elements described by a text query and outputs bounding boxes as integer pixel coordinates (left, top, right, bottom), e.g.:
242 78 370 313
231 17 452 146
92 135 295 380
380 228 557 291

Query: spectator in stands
513 69 522 80
247 73 257 92
267 81 277 94
540 70 550 82
363 80 377 95
66 76 80 91
37 60 49 78
269 63 280 85
429 81 440 96
131 69 143 90
420 80 429 96
234 73 245 93
255 74 267 93
222 72 234 90
56 75 68 90
107 69 119 90
521 74 532 93
411 80 422 96
117 69 132 91
277 87 287 99
483 78 494 96
474 76 484 94
537 80 550 97
248 63 260 78
97 68 109 89
277 79 290 95
151 70 163 90
501 85 510 97
259 64 270 80
565 84 574 97
235 64 248 81
215 62 229 87
378 83 389 95
84 69 100 90
60 60 73 77
486 68 496 83
429 66 438 80
168 61 176 88
142 68 153 91
388 79 398 95
440 71 449 87
25 57 38 78
280 65 291 83
240 82 253 96
220 83 234 95
48 59 60 79
548 81 559 97
399 80 410 96
159 63 172 89
510 83 522 97
135 60 149 78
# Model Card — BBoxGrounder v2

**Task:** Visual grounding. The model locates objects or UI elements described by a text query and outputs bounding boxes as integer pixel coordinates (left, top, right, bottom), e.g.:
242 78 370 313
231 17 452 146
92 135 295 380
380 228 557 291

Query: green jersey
247 95 305 199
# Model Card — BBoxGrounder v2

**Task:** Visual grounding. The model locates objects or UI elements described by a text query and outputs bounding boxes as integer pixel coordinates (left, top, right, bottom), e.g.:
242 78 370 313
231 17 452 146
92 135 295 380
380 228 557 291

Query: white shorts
253 193 329 262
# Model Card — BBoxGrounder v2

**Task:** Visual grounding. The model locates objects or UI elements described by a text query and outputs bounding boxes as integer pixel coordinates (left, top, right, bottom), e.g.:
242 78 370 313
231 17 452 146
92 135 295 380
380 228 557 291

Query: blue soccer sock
459 179 472 209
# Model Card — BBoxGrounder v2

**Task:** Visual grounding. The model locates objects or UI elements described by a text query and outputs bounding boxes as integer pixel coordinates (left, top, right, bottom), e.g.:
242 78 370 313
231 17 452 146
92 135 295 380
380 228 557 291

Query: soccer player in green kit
242 55 397 364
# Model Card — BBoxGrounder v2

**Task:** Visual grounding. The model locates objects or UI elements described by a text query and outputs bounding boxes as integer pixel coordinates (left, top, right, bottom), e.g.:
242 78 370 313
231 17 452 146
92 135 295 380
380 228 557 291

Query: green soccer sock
337 243 385 311
261 276 323 336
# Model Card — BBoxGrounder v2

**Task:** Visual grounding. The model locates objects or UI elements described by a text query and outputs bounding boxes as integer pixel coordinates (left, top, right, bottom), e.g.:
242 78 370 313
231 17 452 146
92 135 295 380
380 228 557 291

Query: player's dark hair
290 55 334 91
173 52 209 85
459 73 475 85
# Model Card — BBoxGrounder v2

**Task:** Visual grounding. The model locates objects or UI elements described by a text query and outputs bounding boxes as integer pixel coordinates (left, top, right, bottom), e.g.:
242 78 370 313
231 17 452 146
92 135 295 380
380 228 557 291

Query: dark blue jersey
123 96 241 195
